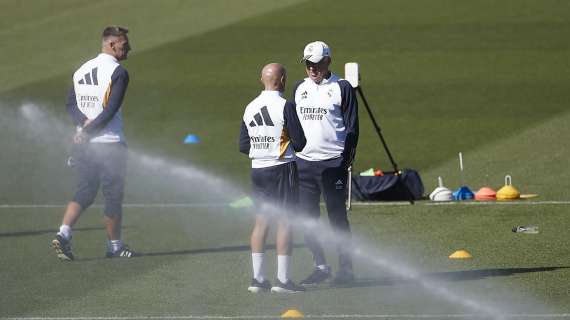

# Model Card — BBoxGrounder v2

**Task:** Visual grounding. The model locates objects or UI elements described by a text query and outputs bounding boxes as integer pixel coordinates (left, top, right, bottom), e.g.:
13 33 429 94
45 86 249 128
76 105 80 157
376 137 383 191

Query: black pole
356 85 415 205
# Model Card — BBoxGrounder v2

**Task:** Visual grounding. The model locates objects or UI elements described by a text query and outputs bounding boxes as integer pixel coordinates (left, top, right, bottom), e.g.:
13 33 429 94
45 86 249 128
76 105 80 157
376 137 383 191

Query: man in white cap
291 41 359 285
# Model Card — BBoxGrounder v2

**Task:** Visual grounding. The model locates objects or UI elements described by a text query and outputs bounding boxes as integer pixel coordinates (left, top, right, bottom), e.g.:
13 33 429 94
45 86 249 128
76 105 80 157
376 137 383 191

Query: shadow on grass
425 267 569 281
140 243 305 257
0 226 124 237
75 243 305 261
318 266 569 290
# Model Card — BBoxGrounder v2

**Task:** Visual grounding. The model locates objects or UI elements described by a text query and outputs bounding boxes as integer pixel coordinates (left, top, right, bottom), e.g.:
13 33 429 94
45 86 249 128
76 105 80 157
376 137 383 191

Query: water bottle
512 226 539 234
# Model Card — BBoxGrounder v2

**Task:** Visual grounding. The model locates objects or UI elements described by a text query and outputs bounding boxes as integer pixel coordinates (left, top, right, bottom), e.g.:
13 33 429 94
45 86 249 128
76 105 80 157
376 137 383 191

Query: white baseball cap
301 41 331 63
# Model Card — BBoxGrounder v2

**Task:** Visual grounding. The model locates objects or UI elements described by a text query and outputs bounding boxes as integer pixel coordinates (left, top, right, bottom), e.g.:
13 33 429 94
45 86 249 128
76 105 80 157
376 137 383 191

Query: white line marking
353 200 570 206
307 315 570 319
424 200 570 206
0 203 228 209
1 200 570 210
2 314 570 319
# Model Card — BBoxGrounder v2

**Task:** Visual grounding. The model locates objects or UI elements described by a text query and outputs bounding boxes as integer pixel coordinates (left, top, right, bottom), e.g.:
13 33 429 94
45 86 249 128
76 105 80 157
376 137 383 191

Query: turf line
3 314 570 319
0 203 228 209
356 201 570 206
1 200 570 210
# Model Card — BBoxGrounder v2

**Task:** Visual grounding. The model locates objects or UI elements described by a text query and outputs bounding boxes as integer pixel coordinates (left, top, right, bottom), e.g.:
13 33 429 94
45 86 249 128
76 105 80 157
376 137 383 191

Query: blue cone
184 134 200 144
453 186 475 200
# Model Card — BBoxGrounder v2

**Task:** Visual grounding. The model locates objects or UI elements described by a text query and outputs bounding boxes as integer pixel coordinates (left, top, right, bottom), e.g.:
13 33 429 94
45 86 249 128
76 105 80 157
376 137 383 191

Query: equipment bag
351 169 424 201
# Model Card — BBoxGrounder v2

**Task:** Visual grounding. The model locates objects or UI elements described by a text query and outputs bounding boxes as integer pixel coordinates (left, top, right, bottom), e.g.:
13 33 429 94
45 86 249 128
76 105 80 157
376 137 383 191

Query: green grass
1 0 570 317
1 204 568 317
0 0 306 93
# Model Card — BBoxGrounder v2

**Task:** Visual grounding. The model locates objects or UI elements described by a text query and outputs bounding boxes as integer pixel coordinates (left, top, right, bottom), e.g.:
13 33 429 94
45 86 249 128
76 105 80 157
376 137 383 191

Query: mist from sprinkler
2 101 555 319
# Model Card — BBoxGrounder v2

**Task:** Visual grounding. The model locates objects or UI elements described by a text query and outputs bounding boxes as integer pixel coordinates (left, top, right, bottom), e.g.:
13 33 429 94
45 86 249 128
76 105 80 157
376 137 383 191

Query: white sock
58 225 72 240
277 255 290 283
107 239 123 253
251 252 265 282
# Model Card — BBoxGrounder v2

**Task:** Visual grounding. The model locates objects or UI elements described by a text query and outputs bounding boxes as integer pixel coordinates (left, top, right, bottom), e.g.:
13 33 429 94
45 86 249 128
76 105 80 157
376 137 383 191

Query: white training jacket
240 91 306 168
71 53 127 143
291 73 359 163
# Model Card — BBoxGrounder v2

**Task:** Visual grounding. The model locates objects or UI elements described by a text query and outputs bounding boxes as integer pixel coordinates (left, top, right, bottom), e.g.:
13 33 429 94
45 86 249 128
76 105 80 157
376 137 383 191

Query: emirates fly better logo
300 107 327 121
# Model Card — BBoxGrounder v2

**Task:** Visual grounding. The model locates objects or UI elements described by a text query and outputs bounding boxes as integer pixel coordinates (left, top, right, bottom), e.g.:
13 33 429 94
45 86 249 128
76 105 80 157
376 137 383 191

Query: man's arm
82 66 129 135
283 101 306 152
339 80 359 168
289 80 304 106
66 86 88 126
239 121 251 155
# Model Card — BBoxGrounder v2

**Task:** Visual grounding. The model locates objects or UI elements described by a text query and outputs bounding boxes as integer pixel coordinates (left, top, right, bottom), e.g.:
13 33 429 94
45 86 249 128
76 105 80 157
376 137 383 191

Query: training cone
496 175 520 200
475 187 497 201
183 134 200 144
449 250 473 259
360 168 375 176
281 309 304 318
453 152 474 200
429 176 453 201
453 186 474 200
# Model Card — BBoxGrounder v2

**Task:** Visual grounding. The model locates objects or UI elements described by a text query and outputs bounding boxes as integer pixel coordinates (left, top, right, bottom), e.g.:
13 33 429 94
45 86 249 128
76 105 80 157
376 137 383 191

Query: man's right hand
73 132 87 144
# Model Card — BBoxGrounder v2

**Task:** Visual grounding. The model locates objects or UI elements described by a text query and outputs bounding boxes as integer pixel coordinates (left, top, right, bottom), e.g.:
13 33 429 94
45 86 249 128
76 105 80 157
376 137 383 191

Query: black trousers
296 156 352 272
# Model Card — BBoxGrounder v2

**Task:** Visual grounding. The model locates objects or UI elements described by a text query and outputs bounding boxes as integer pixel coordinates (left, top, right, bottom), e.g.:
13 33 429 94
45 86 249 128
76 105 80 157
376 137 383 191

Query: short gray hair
102 26 129 40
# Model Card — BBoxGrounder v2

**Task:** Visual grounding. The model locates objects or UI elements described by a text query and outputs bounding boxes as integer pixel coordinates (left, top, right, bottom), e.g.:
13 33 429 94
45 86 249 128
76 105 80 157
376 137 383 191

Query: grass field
1 0 569 318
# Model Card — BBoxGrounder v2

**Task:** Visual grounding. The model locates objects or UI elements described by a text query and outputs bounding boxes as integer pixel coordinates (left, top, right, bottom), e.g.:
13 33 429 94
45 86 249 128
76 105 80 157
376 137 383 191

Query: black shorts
251 161 299 212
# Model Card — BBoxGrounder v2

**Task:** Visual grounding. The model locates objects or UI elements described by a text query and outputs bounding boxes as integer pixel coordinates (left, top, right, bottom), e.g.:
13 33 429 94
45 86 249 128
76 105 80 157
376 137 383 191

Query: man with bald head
239 63 306 293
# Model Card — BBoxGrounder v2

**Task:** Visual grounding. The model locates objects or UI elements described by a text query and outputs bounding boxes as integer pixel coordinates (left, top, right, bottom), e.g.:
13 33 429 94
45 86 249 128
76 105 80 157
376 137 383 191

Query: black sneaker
106 246 136 258
247 278 272 293
300 267 331 286
271 279 306 293
52 234 74 261
332 270 355 285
